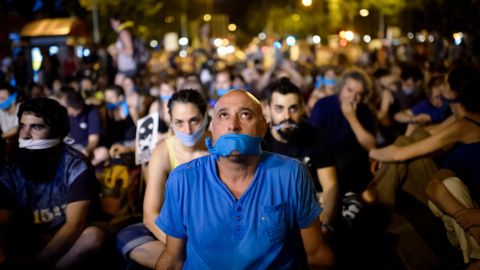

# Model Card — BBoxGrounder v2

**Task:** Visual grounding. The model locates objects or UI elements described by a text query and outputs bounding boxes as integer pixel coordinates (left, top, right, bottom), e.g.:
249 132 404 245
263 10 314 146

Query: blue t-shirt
69 105 102 148
0 145 96 243
443 142 480 203
156 152 323 269
410 100 449 124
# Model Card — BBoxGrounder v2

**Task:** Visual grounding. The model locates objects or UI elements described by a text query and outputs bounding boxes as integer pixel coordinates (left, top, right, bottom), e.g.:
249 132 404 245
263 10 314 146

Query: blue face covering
107 100 130 116
233 84 251 92
205 133 262 161
315 77 336 89
216 88 233 97
161 95 172 102
171 113 208 146
403 86 417 96
0 92 17 109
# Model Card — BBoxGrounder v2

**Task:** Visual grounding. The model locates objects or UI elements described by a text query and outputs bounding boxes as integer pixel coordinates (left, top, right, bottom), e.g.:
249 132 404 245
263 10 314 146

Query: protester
117 89 211 269
0 98 105 269
155 90 334 269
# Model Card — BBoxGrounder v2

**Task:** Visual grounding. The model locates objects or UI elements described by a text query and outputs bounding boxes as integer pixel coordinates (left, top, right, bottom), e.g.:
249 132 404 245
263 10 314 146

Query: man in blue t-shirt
0 98 105 269
155 90 334 269
63 89 108 166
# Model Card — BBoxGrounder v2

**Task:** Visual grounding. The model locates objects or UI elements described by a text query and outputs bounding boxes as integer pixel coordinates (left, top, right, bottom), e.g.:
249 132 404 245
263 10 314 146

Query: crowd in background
1 21 480 269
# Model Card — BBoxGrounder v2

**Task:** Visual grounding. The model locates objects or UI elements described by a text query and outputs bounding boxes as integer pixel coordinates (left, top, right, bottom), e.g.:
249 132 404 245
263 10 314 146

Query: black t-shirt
261 122 335 192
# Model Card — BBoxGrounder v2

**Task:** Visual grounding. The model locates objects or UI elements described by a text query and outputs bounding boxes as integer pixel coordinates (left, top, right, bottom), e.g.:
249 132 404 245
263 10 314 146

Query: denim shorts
116 222 157 260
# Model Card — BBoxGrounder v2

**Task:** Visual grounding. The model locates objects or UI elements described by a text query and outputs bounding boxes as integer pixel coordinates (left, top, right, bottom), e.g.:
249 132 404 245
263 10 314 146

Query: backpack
133 38 151 68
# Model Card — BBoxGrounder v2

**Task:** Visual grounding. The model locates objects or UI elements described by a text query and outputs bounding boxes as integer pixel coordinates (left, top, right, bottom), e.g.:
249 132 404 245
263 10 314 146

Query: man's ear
261 118 268 137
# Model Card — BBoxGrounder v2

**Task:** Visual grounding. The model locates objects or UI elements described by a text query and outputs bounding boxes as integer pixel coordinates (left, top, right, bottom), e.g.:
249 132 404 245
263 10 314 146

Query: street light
359 9 369 17
228 24 237 32
203 14 211 22
302 0 312 6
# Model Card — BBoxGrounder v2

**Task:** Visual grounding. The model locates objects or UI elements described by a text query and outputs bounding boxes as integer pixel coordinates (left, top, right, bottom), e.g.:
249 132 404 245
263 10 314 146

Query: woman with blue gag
116 89 211 269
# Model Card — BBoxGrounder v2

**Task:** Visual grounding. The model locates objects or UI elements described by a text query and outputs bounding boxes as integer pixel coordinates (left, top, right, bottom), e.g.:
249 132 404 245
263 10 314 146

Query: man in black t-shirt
262 77 339 233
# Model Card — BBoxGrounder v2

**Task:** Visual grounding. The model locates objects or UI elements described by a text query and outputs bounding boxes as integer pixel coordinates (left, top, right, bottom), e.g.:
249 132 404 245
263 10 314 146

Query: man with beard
154 90 334 270
0 98 106 269
262 77 339 235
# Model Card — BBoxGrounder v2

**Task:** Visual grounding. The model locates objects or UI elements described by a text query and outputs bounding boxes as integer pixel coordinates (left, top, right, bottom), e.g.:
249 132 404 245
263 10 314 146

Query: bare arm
118 30 134 56
369 120 463 162
83 134 100 157
425 169 463 215
394 109 414 124
316 167 339 229
300 218 335 269
341 101 376 151
144 142 170 242
155 236 186 270
35 200 90 264
1 126 18 139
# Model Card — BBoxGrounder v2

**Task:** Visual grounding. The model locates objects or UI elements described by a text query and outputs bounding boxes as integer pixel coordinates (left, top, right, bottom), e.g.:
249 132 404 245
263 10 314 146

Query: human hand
468 227 480 246
454 208 480 230
109 144 128 158
369 145 397 162
341 100 357 120
411 114 431 125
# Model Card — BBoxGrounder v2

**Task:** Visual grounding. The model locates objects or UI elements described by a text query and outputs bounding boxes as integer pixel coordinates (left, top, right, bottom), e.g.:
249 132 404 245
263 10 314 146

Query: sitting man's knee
80 226 107 251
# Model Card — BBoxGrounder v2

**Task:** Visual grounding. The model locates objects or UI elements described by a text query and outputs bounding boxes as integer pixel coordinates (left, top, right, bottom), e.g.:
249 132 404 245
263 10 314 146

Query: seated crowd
1 55 480 269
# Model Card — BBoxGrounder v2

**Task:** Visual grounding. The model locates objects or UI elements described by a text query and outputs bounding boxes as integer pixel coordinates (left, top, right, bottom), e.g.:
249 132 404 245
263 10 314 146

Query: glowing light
226 45 235 54
363 35 371 43
165 16 175 23
179 50 187 58
454 33 463 46
258 32 266 40
228 24 237 32
407 32 414 39
302 0 312 6
49 46 58 55
83 49 91 57
417 34 425 43
217 46 227 55
428 35 434 43
76 46 83 58
339 39 347 47
261 46 269 53
292 14 300 22
286 36 296 46
273 41 281 49
359 9 369 17
312 35 321 44
150 40 158 48
203 14 211 22
214 38 223 47
339 30 346 39
222 38 229 46
345 31 354 41
179 37 189 46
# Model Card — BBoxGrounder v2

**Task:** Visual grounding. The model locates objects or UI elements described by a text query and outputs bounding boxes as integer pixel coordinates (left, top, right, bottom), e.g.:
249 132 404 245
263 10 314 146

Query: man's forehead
21 112 45 123
214 91 260 112
271 92 300 104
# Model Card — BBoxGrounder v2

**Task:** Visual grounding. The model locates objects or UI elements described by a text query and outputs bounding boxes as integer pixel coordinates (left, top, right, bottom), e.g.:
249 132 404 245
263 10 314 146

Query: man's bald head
211 90 267 141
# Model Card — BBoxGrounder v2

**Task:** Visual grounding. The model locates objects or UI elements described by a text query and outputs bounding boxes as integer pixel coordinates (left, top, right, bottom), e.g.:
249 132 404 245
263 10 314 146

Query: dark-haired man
309 70 375 224
63 89 108 166
262 77 339 233
0 98 105 269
